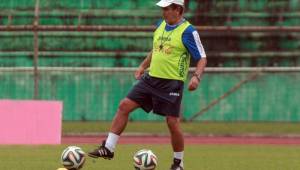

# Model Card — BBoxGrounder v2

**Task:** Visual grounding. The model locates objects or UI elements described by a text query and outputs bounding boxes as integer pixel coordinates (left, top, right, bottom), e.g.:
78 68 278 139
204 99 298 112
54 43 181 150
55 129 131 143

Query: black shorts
127 73 184 117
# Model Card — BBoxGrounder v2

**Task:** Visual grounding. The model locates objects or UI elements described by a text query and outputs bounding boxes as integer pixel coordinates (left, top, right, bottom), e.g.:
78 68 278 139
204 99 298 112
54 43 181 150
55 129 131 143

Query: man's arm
135 51 152 80
182 25 207 91
188 57 207 91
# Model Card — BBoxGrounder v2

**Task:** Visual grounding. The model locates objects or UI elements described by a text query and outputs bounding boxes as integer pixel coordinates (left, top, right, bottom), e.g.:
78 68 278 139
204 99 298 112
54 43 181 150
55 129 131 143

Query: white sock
174 151 184 167
105 132 120 152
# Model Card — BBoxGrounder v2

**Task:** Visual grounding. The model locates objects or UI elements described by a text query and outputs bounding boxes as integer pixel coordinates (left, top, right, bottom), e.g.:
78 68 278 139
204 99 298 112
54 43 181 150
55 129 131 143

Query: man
88 0 207 169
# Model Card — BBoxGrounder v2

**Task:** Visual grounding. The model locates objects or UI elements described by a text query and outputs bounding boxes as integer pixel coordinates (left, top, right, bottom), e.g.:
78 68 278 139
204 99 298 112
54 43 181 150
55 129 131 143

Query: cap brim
156 1 172 7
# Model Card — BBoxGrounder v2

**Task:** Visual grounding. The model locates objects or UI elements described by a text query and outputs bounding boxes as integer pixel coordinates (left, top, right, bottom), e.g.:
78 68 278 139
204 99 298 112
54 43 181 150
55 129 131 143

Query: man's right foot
88 140 114 159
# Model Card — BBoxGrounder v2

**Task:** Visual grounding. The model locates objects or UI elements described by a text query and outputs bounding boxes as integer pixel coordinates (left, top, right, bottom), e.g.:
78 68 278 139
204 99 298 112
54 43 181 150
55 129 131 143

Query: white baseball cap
156 0 184 7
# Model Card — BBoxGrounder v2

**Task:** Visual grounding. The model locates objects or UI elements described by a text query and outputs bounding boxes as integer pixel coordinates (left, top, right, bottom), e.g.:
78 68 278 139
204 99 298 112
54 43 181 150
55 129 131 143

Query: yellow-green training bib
149 20 191 81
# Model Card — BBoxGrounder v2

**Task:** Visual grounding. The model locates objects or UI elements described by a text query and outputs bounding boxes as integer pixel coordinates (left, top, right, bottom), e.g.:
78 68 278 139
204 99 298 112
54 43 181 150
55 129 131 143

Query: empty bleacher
0 0 299 67
0 0 300 121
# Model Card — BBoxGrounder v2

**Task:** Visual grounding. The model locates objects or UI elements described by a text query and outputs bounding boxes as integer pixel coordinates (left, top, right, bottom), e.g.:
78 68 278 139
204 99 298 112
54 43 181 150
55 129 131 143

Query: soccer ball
61 146 86 170
133 149 158 170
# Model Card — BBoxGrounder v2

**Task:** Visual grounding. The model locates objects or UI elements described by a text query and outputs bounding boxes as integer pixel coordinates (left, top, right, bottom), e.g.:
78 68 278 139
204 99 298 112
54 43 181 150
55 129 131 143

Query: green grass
1 144 300 170
63 121 300 136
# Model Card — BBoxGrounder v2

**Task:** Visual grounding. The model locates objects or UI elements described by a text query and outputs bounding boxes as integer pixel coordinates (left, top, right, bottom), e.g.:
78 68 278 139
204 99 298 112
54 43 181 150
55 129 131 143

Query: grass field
2 122 300 170
1 144 300 170
63 121 300 136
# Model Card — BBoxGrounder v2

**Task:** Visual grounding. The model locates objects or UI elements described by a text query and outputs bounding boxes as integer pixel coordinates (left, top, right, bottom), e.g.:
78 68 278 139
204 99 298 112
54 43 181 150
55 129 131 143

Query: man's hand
188 76 200 91
189 58 207 91
135 67 145 80
135 51 152 80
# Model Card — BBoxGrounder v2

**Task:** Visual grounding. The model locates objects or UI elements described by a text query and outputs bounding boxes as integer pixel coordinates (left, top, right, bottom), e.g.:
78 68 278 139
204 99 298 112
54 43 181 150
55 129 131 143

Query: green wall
0 69 299 122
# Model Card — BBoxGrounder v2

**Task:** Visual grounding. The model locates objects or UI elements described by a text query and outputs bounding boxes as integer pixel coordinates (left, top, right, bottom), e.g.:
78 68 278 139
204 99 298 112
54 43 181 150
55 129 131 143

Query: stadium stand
0 0 300 121
0 0 299 68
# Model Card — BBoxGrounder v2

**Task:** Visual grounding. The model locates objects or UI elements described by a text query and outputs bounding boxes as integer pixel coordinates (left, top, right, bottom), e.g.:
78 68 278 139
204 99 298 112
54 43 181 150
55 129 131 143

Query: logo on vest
178 52 188 77
154 44 173 54
158 36 171 42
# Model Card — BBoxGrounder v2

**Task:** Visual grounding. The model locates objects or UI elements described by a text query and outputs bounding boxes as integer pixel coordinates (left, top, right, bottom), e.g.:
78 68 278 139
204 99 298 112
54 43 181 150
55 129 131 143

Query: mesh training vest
149 20 191 81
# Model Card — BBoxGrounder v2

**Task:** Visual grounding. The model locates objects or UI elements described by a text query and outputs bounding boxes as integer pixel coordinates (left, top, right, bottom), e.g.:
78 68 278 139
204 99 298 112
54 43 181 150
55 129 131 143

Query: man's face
161 5 181 24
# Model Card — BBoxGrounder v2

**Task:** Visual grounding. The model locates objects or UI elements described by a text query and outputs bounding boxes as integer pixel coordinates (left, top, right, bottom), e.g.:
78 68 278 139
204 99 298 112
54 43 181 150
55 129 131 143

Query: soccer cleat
170 158 184 170
88 140 114 159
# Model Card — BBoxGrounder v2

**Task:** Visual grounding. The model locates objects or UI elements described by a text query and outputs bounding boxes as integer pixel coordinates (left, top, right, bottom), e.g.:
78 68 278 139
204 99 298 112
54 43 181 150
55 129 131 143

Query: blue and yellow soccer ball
133 149 158 170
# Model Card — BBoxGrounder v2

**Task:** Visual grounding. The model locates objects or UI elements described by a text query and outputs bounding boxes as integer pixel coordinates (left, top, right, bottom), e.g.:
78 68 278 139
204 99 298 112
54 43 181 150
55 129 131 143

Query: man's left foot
170 158 184 170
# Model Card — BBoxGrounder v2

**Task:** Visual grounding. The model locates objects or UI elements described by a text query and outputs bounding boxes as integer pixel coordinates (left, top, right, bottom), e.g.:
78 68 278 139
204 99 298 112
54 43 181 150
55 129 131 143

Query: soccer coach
89 0 207 169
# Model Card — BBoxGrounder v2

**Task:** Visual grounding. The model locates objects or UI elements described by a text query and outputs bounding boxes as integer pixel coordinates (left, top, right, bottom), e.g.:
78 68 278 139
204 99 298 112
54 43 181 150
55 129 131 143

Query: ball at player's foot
57 168 67 170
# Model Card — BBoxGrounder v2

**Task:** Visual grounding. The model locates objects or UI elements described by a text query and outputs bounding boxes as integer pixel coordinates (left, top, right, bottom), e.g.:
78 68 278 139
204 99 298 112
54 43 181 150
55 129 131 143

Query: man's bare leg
110 98 140 135
88 98 139 158
105 98 140 151
166 116 184 168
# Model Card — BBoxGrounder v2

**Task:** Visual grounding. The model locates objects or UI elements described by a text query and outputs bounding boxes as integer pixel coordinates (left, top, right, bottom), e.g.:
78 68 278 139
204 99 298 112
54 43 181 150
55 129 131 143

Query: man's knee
117 98 138 115
166 116 180 129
